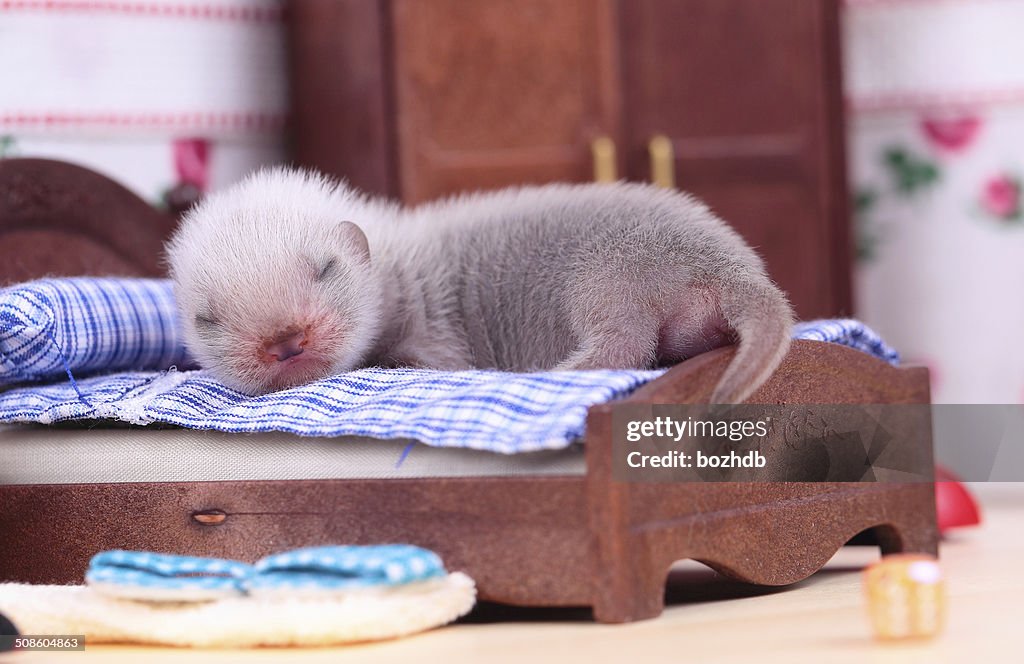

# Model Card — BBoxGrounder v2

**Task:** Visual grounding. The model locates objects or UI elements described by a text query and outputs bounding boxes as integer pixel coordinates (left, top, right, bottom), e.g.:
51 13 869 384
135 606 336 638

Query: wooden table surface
4 485 1020 663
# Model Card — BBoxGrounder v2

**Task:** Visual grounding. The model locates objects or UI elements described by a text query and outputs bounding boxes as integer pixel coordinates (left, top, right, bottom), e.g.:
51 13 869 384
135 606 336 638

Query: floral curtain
0 0 286 208
845 0 1024 403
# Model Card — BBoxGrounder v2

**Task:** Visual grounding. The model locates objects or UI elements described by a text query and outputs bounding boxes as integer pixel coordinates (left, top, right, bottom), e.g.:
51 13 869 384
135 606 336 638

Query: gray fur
167 168 793 401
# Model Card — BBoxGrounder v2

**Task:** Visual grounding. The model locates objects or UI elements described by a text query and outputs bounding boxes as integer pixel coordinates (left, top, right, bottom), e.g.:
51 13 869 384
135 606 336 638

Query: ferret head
166 168 385 395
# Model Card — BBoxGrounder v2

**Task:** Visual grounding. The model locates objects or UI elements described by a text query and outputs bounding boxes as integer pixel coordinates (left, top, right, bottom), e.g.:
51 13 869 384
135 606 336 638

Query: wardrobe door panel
620 0 851 318
697 181 835 317
390 0 621 203
289 0 395 197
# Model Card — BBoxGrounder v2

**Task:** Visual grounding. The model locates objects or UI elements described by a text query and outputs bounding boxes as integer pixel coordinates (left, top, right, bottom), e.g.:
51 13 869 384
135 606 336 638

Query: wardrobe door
289 0 396 197
619 0 851 318
389 0 621 203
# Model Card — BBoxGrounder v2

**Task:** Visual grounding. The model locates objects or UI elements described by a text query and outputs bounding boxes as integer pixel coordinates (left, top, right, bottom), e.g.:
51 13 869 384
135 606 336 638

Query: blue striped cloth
0 278 899 454
791 319 899 364
0 278 194 389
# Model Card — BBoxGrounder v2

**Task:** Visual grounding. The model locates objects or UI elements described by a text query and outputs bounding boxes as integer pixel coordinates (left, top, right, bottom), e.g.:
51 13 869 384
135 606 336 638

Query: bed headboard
0 159 177 286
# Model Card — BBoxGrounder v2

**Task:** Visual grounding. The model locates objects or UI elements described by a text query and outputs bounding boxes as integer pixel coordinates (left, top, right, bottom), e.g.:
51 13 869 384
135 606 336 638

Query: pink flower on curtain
980 174 1021 221
173 138 210 191
164 138 211 216
921 115 982 153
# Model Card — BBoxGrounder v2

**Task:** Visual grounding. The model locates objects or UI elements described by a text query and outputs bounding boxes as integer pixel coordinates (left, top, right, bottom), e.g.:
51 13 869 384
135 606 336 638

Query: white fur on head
166 167 387 395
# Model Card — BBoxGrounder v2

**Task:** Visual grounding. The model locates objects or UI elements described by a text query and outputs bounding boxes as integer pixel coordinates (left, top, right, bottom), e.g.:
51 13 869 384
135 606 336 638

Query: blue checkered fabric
793 319 900 364
0 278 193 389
0 278 900 454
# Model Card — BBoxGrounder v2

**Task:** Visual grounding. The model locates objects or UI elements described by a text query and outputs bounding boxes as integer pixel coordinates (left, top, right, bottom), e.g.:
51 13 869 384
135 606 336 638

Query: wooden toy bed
0 158 937 623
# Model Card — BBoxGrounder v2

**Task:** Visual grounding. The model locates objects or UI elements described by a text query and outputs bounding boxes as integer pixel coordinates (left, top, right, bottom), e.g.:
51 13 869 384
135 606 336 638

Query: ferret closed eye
316 259 337 281
166 167 793 401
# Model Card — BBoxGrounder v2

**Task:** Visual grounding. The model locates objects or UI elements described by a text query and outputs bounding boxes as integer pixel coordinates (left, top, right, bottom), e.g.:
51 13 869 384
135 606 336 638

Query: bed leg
873 484 940 558
591 556 668 624
586 407 669 624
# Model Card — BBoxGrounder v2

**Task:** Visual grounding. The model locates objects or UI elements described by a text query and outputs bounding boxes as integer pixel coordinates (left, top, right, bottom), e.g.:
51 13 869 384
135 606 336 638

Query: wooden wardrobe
288 0 851 320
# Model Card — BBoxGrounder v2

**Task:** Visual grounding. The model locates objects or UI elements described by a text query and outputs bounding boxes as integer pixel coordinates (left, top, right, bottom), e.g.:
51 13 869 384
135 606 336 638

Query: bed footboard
584 340 937 622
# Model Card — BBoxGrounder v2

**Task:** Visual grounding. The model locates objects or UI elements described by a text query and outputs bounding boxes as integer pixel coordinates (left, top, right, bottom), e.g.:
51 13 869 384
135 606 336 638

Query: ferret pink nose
265 330 306 362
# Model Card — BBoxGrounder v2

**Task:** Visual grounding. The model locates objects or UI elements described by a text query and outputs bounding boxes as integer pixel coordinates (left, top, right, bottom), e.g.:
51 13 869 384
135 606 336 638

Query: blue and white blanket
0 278 898 454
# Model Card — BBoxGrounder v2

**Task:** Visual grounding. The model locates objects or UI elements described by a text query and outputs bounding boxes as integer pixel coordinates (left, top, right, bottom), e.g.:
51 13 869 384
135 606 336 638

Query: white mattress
0 425 584 485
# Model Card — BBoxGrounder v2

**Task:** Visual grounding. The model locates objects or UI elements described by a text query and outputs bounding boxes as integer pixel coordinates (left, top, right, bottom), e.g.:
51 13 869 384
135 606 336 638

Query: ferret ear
336 220 370 264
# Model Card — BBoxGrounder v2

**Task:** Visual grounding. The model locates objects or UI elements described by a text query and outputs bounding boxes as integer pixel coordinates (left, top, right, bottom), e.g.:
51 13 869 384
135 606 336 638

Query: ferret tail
710 280 794 404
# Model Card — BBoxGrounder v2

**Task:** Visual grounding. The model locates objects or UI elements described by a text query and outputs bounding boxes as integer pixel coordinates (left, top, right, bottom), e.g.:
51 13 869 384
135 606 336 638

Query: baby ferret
166 168 794 401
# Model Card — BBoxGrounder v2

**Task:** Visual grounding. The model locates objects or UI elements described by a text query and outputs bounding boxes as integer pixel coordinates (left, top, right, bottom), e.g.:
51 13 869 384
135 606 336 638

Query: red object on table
935 465 981 534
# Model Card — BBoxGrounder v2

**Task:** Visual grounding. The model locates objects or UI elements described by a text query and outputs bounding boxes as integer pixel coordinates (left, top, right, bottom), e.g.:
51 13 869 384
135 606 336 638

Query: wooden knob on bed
191 509 227 526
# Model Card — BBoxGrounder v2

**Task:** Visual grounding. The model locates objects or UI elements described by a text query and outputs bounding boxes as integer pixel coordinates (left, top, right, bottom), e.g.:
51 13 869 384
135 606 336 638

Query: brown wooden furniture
289 0 851 320
0 159 936 623
0 159 176 285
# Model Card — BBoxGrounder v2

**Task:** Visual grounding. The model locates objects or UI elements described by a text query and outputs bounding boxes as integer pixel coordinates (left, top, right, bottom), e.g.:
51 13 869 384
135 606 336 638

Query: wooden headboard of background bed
0 159 176 286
